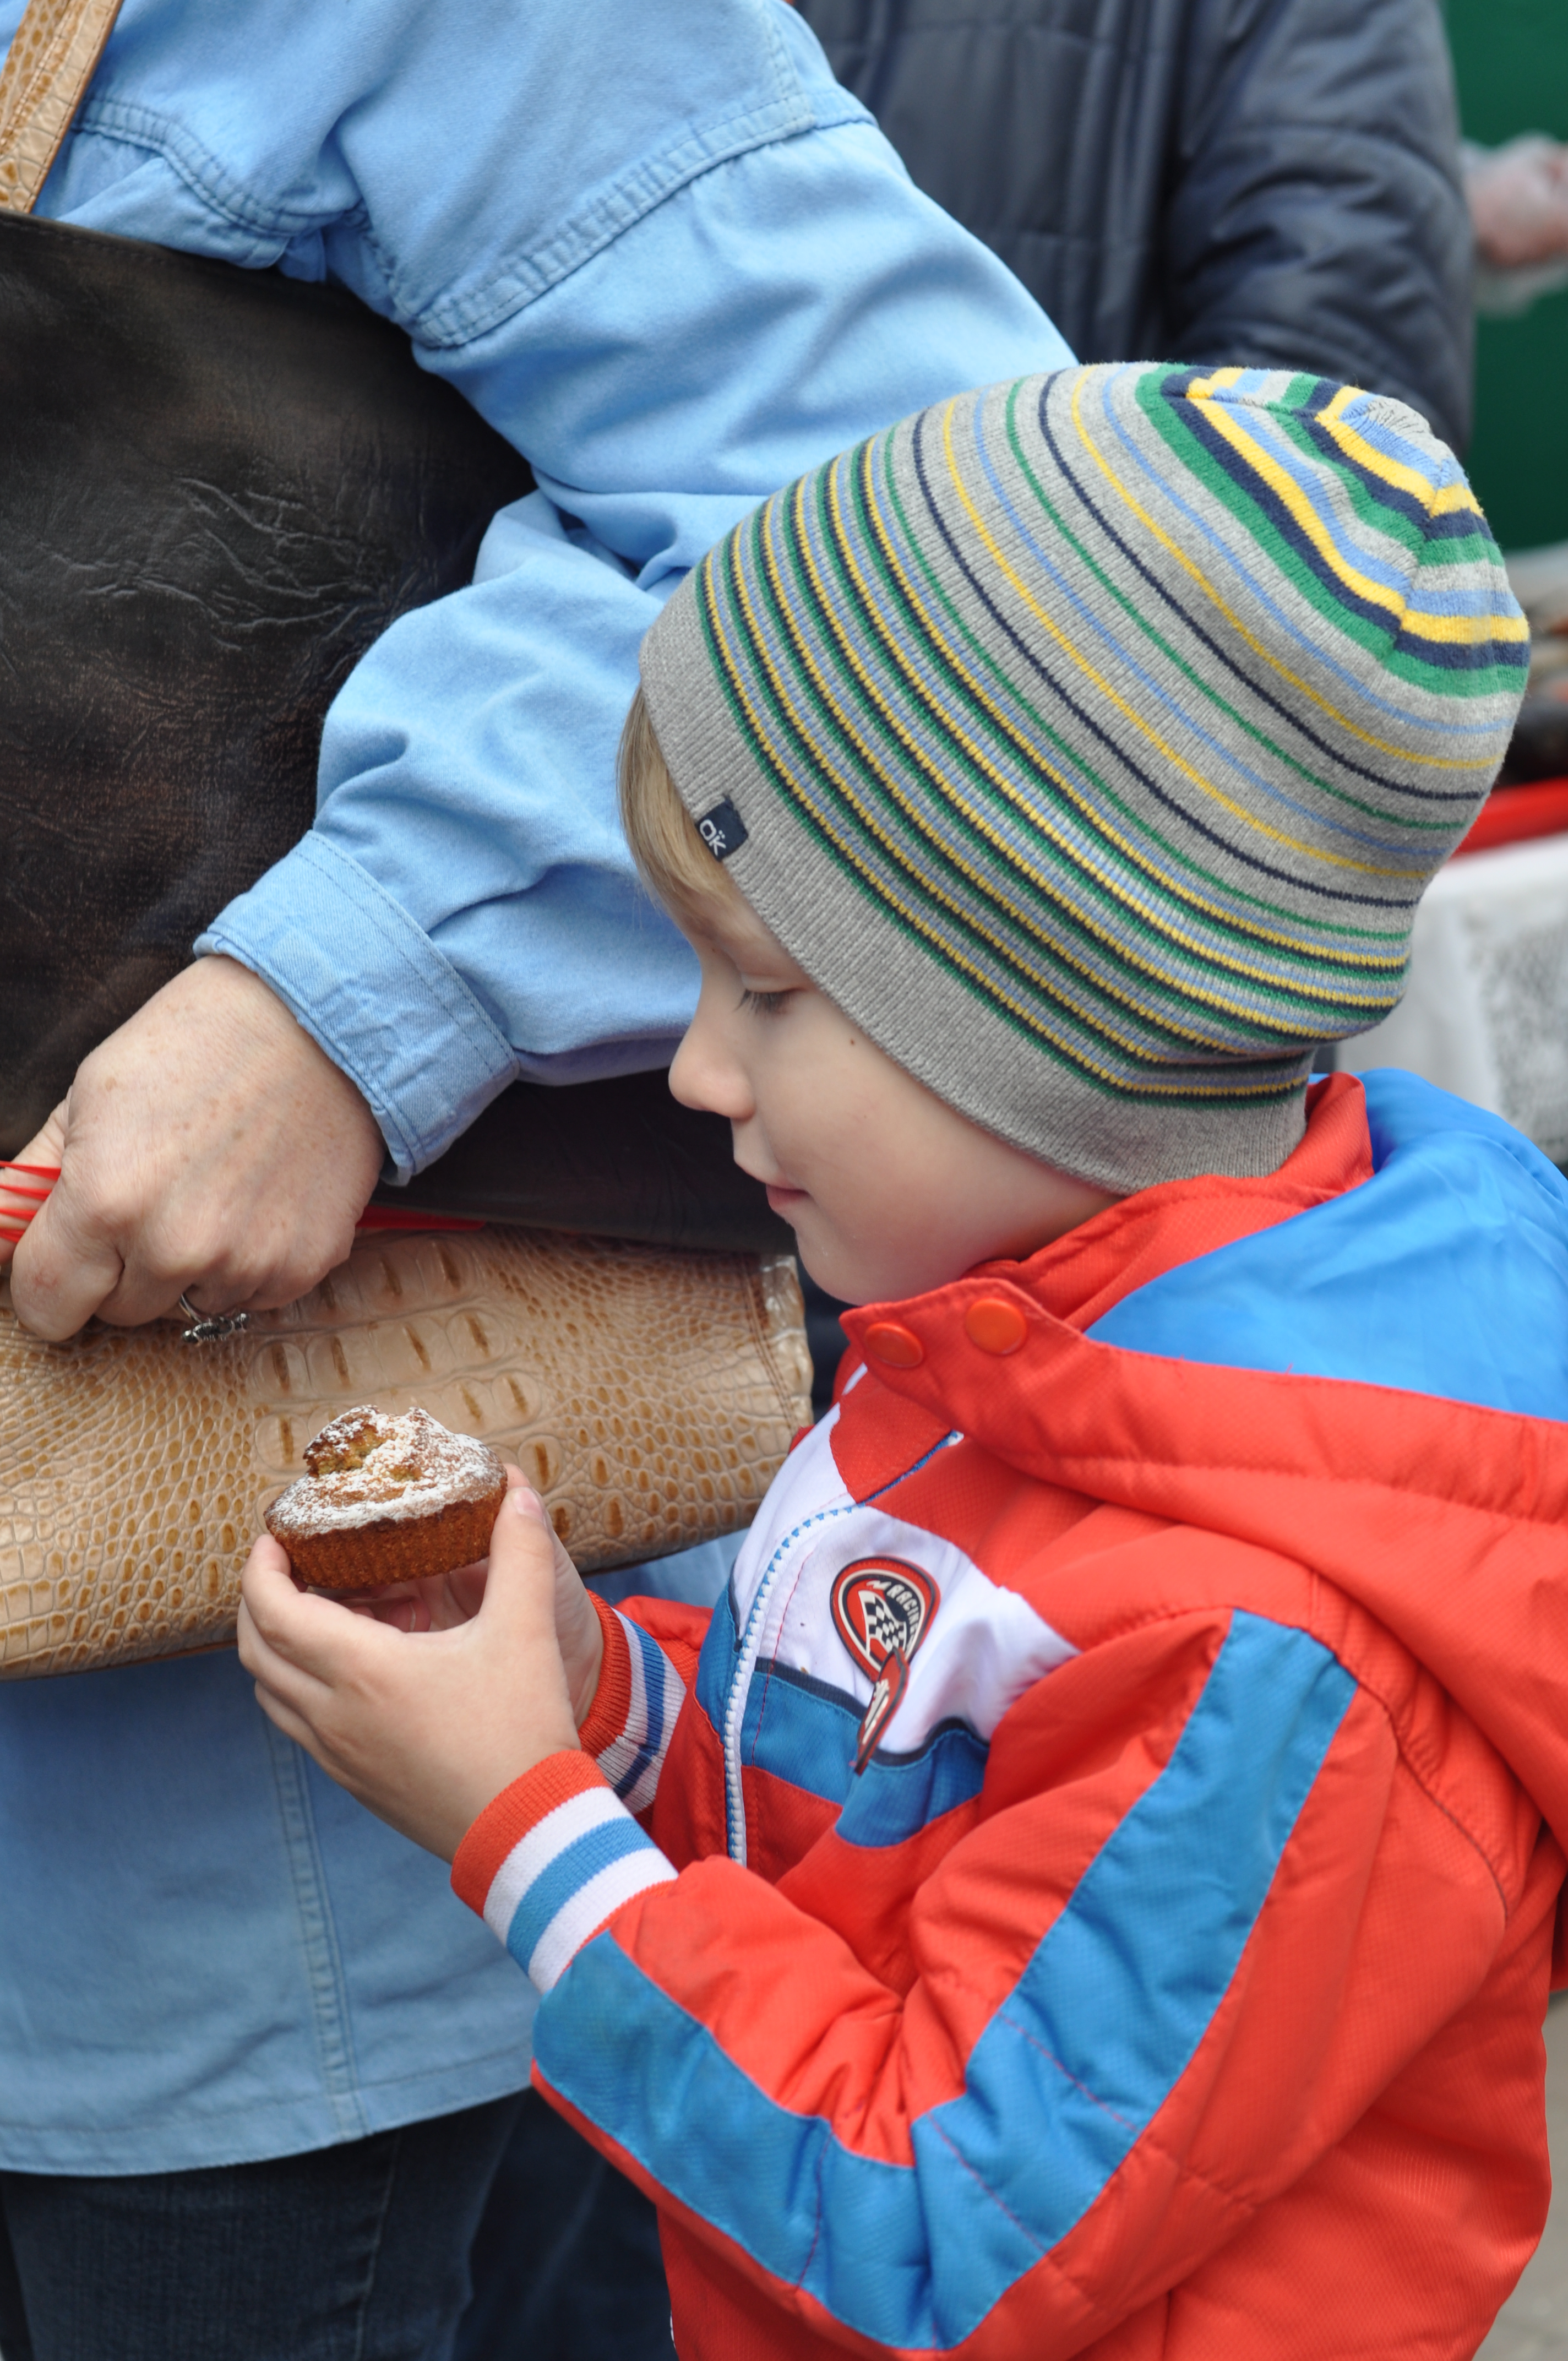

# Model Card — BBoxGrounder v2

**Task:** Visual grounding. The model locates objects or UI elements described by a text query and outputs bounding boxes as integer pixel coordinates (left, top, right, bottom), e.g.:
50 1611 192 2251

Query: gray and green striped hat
640 365 1528 1190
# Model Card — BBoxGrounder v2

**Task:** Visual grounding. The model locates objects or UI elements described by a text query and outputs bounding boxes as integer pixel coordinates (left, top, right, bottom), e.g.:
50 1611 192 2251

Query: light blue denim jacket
0 0 1070 2170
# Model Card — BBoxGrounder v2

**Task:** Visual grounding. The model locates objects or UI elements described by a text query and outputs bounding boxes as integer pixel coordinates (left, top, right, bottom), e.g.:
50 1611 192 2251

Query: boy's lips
734 1154 807 1214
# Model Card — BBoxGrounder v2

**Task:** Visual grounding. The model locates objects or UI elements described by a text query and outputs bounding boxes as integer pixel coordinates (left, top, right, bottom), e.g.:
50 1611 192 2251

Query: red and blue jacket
454 1070 1568 2358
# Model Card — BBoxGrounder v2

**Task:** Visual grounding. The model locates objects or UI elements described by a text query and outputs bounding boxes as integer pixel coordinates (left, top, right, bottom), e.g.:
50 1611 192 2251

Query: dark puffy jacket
798 0 1473 450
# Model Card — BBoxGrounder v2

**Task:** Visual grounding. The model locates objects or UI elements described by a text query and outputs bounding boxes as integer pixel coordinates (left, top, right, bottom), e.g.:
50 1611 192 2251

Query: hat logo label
830 1556 940 1775
696 799 747 861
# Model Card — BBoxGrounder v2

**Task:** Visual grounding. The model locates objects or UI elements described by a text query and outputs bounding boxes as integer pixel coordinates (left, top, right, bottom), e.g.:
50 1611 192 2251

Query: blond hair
617 685 743 925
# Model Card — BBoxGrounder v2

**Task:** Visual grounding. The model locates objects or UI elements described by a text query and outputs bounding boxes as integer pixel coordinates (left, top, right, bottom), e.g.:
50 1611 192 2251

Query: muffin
265 1405 508 1590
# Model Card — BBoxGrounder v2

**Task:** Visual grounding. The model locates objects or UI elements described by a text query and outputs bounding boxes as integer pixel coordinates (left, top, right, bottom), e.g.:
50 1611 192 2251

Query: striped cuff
451 1752 676 1993
578 1591 686 1816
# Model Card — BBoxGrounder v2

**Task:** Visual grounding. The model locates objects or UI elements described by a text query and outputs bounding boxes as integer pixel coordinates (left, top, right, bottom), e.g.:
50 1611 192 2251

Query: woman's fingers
0 1102 124 1321
0 1105 68 1275
8 956 383 1340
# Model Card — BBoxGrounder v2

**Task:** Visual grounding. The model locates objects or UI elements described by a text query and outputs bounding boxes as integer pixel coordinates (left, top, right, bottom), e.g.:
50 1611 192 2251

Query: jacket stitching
796 2140 829 2299
854 1934 1270 2291
989 2007 1138 2135
870 1441 1515 1906
1099 1580 1516 1908
927 2113 1050 2262
1006 1583 1515 1912
986 2002 1257 2224
1037 1434 1568 1533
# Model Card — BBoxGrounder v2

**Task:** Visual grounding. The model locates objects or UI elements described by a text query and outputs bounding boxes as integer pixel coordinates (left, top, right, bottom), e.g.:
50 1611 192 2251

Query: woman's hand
2 954 384 1340
237 1472 598 1860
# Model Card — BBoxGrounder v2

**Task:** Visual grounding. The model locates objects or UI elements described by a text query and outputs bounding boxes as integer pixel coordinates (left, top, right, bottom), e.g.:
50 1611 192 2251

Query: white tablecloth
1341 831 1568 1162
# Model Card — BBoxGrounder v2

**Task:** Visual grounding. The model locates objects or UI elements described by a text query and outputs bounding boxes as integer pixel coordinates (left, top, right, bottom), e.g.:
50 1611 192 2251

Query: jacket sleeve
573 1594 700 1815
1162 0 1473 449
450 1602 1465 2357
192 3 1068 1177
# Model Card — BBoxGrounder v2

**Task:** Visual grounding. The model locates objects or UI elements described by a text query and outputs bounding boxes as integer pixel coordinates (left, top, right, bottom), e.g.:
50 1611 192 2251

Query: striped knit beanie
640 366 1528 1190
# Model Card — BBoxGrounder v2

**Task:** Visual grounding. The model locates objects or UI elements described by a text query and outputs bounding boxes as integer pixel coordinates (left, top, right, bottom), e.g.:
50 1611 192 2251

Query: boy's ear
618 686 742 919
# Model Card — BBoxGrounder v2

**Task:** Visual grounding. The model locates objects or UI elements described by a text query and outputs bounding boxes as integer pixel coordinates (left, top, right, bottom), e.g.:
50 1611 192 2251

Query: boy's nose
668 1018 753 1123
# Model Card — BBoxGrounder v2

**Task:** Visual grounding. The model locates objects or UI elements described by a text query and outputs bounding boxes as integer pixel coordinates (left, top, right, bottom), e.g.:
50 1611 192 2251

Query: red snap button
864 1320 924 1369
963 1297 1027 1355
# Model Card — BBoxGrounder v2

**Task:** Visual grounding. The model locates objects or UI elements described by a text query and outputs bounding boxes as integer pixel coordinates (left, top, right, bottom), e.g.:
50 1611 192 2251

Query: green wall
1445 0 1568 551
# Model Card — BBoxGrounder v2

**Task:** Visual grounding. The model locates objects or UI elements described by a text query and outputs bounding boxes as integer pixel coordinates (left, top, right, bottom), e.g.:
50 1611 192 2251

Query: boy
239 365 1568 2359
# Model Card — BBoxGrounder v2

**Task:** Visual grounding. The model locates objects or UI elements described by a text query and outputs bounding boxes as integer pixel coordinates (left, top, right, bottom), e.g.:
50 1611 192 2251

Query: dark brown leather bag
0 203 782 1247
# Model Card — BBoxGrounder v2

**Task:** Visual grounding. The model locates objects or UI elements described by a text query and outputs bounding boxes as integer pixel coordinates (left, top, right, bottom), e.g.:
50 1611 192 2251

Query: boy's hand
237 1476 587 1860
340 1488 606 1731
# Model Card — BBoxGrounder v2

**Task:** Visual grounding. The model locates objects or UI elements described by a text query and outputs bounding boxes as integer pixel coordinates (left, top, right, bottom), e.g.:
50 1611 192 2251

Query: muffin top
267 1405 505 1538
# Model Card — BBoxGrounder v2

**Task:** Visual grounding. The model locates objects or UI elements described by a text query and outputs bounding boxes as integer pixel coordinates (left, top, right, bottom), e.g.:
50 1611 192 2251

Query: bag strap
0 0 123 216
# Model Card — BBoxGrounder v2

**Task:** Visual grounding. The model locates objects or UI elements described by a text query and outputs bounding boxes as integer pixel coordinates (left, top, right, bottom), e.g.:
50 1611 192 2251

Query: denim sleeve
198 105 1070 1175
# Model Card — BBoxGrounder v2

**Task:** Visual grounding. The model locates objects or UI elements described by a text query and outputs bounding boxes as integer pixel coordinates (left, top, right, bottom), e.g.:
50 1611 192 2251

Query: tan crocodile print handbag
0 0 120 214
0 1230 810 1678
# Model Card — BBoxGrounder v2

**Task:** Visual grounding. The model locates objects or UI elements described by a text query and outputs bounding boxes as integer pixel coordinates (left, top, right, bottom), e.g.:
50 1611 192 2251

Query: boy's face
669 886 1118 1305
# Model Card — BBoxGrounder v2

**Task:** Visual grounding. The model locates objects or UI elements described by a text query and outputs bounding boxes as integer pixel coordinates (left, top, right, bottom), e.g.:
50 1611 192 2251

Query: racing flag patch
830 1557 940 1775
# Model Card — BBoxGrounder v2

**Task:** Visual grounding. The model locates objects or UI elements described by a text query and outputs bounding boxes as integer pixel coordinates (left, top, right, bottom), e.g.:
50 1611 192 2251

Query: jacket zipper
721 1503 853 1866
721 1431 963 1864
721 1553 778 1868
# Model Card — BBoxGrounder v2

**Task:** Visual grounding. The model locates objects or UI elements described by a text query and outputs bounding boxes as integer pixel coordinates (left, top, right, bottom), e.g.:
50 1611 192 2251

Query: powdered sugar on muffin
265 1405 508 1588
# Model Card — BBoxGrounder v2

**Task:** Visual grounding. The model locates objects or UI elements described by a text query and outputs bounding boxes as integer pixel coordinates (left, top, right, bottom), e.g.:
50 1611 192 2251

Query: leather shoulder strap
0 0 123 215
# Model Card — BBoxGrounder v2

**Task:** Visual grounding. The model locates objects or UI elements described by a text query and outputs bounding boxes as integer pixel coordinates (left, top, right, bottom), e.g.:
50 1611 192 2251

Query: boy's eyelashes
737 987 793 1018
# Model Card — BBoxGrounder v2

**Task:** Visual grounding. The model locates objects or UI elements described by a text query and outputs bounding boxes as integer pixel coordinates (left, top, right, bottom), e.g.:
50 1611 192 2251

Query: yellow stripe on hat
1315 384 1481 518
837 435 1411 978
1068 372 1505 768
939 400 1438 877
1185 375 1526 649
760 478 1289 1044
801 454 1403 1012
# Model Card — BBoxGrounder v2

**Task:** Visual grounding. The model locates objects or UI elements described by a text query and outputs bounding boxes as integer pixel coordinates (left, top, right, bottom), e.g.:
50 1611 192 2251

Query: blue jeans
0 2094 672 2361
455 2092 674 2361
0 1538 733 2361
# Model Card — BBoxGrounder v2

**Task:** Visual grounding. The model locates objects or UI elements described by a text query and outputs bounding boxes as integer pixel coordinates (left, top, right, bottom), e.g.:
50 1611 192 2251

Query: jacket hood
841 1070 1568 1851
